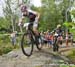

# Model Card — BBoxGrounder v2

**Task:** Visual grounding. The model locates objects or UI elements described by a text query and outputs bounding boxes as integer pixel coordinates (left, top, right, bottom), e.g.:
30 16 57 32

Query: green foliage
0 35 13 55
1 0 74 33
66 49 75 63
0 43 13 55
71 10 75 17
0 17 10 31
38 0 74 31
60 64 69 67
0 34 22 55
63 22 73 28
39 0 63 31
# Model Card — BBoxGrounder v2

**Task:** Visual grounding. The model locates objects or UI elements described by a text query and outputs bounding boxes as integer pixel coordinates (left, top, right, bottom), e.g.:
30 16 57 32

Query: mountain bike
53 33 59 52
21 23 43 57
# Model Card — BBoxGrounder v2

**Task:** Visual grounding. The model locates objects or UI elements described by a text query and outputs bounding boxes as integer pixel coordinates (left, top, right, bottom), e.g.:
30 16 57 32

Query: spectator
10 31 17 46
47 33 54 48
42 32 48 47
65 32 69 47
66 32 73 46
68 32 73 46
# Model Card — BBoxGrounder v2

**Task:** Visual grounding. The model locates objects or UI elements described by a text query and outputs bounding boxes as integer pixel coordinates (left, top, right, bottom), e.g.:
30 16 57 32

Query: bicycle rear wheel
53 36 59 52
36 36 43 50
21 32 34 56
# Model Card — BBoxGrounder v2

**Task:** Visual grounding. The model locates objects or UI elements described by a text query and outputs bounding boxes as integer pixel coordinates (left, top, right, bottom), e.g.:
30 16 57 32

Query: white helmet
57 24 61 28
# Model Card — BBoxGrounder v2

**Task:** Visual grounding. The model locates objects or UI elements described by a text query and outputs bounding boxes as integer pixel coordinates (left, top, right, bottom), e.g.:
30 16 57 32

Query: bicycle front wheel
53 36 59 52
21 32 34 57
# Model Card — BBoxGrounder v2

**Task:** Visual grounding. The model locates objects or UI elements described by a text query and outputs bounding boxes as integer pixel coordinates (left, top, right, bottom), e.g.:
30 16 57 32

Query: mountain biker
51 24 63 52
19 4 40 43
55 24 63 35
53 24 63 45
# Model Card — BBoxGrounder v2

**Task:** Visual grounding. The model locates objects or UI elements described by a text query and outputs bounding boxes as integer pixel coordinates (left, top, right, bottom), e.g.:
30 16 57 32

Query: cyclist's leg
33 21 40 36
28 22 33 30
58 36 62 48
33 22 40 44
27 22 34 41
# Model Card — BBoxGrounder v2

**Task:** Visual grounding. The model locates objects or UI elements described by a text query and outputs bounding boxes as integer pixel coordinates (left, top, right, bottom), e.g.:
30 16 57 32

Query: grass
66 49 75 63
0 33 33 55
0 43 13 55
0 42 21 55
0 34 21 55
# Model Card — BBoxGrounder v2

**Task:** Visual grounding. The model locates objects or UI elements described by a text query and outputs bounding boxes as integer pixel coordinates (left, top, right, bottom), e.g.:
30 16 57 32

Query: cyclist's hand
18 22 22 26
18 17 24 26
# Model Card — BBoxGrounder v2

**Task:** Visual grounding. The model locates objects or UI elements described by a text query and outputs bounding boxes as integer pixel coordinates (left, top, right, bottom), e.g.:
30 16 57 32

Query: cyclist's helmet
57 24 61 28
21 5 27 12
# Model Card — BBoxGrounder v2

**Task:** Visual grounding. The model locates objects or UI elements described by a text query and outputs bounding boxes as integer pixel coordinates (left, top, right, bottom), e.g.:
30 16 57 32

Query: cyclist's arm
35 12 40 19
28 9 40 20
18 16 25 26
33 11 40 21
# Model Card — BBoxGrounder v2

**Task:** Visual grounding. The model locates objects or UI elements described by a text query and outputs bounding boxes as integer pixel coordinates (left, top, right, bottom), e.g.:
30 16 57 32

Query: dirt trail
0 45 75 67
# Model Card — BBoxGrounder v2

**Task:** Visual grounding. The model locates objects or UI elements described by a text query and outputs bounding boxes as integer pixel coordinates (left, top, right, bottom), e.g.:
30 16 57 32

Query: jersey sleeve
28 9 37 15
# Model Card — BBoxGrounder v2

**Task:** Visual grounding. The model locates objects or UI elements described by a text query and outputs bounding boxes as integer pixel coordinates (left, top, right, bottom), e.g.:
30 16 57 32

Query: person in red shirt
47 33 54 48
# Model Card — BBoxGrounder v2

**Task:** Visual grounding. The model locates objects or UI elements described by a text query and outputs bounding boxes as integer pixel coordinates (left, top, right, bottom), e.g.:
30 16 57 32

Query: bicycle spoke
21 33 34 56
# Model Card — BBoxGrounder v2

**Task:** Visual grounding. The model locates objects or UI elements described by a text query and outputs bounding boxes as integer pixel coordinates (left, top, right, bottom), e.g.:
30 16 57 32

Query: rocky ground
0 44 75 67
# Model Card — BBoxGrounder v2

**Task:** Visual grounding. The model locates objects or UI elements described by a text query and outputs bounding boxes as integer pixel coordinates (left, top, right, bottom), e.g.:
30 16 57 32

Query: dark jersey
23 12 36 22
54 28 63 36
28 12 36 22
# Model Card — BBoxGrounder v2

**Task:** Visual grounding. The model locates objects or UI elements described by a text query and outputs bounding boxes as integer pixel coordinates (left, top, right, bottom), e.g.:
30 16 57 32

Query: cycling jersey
22 9 37 22
54 28 63 36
